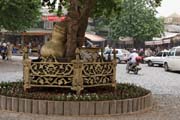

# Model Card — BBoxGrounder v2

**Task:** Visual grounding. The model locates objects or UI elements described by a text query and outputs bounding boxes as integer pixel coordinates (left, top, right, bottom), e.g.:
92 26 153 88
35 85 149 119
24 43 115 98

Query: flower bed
0 81 152 116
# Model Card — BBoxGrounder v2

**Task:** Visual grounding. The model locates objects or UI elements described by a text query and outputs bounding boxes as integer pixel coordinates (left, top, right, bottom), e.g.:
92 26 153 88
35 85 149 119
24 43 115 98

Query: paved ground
0 56 36 82
117 64 180 95
0 56 180 120
0 57 22 83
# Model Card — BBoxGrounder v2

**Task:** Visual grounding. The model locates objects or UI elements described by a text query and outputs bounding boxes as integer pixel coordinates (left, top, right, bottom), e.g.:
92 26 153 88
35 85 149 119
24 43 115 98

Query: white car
144 50 169 67
164 46 180 71
103 49 130 63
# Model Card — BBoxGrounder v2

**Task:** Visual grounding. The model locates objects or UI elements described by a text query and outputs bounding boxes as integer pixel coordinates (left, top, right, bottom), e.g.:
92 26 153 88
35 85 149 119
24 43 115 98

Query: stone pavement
0 56 180 120
0 56 37 82
117 64 180 95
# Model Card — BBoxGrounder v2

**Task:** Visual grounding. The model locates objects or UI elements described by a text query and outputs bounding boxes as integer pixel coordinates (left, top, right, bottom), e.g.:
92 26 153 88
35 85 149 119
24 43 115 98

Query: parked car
103 49 130 63
144 50 169 67
164 46 180 71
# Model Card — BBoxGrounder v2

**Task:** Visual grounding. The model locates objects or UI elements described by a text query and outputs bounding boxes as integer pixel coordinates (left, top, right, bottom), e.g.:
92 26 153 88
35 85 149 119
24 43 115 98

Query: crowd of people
128 46 169 58
0 42 13 60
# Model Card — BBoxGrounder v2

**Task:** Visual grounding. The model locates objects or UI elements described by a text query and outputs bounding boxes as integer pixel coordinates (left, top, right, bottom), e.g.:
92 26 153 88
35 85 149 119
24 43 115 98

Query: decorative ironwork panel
82 62 114 85
30 62 73 86
30 63 73 76
23 48 116 94
30 76 72 86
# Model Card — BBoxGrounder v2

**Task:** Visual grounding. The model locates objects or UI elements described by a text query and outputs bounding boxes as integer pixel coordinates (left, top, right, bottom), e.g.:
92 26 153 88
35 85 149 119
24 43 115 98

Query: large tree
42 0 162 58
42 0 118 59
109 0 164 48
0 0 41 31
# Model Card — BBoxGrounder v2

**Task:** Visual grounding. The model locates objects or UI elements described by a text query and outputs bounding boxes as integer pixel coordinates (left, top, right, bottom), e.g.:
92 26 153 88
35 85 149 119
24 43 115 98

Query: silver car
144 50 169 67
103 49 130 63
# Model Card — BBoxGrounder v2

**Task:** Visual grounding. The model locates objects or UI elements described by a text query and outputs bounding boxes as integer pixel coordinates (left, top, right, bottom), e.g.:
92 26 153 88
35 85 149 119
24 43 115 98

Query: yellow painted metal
23 48 117 94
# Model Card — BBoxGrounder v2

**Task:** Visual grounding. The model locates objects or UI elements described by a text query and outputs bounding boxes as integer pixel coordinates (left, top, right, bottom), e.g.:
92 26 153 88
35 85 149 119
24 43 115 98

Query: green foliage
92 0 118 18
0 0 41 31
41 0 163 40
41 0 118 17
41 0 162 18
109 0 164 41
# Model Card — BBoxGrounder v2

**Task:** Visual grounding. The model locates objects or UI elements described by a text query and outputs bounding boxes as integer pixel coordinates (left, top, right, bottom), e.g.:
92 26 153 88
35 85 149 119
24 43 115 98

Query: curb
0 93 152 116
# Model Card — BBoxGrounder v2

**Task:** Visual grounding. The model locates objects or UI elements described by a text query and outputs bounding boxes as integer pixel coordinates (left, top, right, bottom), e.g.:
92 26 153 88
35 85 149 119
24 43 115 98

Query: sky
156 0 180 17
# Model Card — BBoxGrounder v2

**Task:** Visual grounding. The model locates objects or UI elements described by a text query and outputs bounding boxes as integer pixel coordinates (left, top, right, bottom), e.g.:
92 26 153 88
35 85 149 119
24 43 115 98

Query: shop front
1 29 51 55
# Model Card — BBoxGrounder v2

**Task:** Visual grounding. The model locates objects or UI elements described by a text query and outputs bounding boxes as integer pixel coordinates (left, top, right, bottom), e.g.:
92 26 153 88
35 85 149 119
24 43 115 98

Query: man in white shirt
126 48 139 70
104 44 110 53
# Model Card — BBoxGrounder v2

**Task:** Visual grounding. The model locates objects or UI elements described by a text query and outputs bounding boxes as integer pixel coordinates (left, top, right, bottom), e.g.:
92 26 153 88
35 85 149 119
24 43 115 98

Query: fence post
112 48 117 88
71 48 83 95
23 46 29 60
101 48 104 62
23 46 31 91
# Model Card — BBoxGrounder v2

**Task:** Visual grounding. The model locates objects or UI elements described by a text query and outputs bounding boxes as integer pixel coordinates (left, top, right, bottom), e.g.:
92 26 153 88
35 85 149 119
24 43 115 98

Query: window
169 51 175 56
163 52 169 57
104 50 111 54
175 48 180 56
169 48 175 56
156 52 162 57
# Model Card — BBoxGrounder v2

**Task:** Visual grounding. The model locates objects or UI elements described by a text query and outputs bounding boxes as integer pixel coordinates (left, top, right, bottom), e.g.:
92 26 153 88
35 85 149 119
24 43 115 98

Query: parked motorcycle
126 56 142 74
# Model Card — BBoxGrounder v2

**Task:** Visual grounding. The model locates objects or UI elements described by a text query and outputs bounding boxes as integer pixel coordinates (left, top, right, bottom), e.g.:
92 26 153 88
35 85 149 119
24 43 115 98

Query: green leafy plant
0 0 41 31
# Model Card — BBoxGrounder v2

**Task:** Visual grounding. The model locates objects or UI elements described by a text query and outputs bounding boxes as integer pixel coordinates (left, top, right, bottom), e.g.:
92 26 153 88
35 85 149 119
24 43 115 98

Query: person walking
104 44 111 53
1 43 7 60
7 43 13 60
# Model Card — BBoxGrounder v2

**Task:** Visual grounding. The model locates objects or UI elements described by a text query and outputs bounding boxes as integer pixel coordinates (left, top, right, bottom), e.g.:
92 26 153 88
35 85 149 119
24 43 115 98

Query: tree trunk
64 0 80 59
77 0 96 47
64 0 96 59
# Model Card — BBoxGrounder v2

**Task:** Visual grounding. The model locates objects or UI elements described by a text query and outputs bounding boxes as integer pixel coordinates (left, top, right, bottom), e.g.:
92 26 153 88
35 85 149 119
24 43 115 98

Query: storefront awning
85 33 106 42
145 41 154 45
3 29 52 36
163 39 171 44
154 40 163 45
21 29 52 36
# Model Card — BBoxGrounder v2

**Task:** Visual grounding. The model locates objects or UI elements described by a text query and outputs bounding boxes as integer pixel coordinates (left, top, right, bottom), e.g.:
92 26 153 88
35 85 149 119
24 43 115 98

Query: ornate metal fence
23 48 117 94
